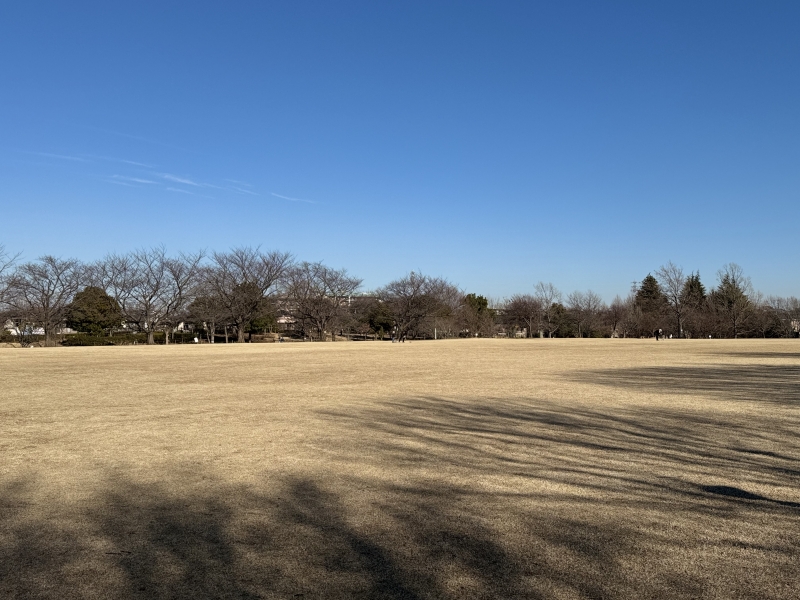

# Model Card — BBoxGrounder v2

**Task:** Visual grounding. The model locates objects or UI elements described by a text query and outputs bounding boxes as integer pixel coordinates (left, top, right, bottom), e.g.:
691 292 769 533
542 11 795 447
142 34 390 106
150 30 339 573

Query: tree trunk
237 323 246 343
224 325 229 343
147 330 155 345
209 321 215 344
164 329 170 345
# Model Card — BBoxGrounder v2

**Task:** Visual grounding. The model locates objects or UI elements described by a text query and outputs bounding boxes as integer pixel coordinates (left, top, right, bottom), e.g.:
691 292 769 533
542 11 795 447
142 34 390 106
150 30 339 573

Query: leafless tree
768 295 800 338
207 247 292 343
186 276 228 343
286 262 362 341
98 247 204 344
618 294 641 338
377 272 461 340
4 256 84 346
503 294 542 338
748 292 779 338
0 244 21 306
534 281 562 338
567 290 605 338
655 261 687 337
607 295 627 337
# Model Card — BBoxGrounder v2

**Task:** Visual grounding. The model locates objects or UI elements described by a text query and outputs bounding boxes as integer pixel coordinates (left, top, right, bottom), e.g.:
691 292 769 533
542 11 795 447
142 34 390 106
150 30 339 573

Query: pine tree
681 272 706 309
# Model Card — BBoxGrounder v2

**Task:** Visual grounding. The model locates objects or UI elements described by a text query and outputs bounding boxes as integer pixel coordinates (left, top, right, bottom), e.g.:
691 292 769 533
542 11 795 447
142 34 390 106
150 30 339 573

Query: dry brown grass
1 339 799 599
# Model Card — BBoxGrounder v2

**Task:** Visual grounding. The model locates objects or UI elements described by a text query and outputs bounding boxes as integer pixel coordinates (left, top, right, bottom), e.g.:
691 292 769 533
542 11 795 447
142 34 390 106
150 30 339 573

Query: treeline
504 264 799 340
0 245 797 346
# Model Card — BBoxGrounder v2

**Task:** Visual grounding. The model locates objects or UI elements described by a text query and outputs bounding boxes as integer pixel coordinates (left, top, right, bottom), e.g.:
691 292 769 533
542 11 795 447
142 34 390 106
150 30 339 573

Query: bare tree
98 247 204 344
4 256 84 346
186 276 228 343
503 294 542 338
534 281 562 338
567 290 605 338
618 294 641 338
607 295 627 337
749 291 779 338
656 261 687 337
207 247 292 343
286 262 362 341
768 295 800 338
377 272 461 340
0 244 21 306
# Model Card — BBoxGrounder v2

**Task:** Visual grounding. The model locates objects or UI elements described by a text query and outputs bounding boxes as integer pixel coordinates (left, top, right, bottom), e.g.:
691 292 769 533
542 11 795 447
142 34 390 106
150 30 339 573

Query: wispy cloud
167 187 215 200
231 186 260 196
23 151 89 162
161 173 200 186
87 155 154 168
160 173 225 189
271 192 316 204
118 158 153 167
112 175 157 184
105 179 138 187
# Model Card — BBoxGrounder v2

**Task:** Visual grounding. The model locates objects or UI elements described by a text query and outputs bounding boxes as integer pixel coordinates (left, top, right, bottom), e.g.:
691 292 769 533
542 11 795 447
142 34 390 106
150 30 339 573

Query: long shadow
319 395 800 485
713 352 800 360
700 485 800 509
3 391 800 598
571 364 800 405
1 473 549 599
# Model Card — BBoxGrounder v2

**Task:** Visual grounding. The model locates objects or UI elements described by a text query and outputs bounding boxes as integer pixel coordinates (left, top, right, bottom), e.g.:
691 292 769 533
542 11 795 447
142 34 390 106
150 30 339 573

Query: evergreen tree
680 272 709 338
65 286 123 336
681 272 706 308
460 293 495 337
712 263 753 338
635 274 666 335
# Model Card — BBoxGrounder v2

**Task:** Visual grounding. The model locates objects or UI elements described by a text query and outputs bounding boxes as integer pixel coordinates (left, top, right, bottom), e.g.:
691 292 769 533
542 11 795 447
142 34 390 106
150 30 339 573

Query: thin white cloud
161 173 200 186
231 186 260 196
87 155 154 168
226 179 253 187
118 158 153 167
112 175 157 184
24 151 89 162
167 187 215 200
105 179 138 187
160 173 225 189
271 192 316 204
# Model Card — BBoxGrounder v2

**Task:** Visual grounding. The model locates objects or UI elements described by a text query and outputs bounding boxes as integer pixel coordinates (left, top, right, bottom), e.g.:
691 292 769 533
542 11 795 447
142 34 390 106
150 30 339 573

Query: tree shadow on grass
3 391 800 599
2 473 551 599
0 467 697 599
571 364 800 405
712 352 800 360
311 394 800 597
699 485 800 509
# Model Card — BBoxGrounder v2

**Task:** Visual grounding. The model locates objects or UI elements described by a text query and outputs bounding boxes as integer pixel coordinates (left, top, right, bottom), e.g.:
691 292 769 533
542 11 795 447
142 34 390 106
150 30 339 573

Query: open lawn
1 339 799 599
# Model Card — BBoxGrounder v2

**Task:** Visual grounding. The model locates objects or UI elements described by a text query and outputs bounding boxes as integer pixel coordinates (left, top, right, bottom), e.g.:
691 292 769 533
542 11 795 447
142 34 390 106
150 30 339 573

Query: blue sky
2 2 798 300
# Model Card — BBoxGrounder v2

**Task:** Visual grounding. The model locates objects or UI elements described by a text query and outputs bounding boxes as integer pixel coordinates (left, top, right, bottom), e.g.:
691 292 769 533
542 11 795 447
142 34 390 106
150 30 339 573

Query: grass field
1 339 799 599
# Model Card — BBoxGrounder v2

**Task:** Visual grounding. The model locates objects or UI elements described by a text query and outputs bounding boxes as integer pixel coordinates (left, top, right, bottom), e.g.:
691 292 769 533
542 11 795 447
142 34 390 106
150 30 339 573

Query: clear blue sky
2 2 798 300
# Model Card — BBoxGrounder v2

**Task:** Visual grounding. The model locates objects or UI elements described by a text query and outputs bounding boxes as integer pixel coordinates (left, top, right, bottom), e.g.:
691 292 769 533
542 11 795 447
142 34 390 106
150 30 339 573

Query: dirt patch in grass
1 339 799 599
